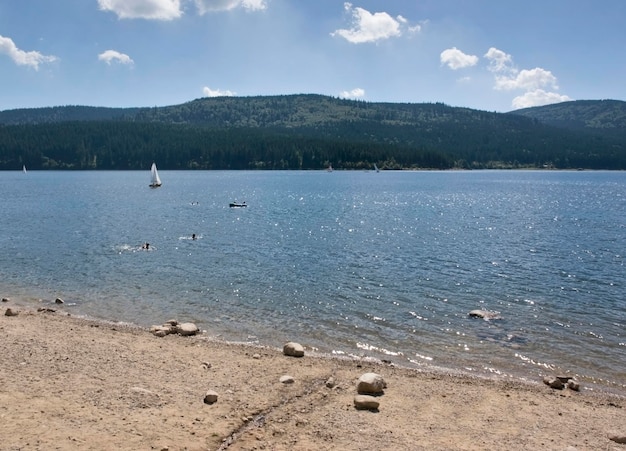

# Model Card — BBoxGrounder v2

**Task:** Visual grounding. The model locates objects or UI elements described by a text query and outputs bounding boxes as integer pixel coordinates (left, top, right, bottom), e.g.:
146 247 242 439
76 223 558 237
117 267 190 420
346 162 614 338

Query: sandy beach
2 303 625 451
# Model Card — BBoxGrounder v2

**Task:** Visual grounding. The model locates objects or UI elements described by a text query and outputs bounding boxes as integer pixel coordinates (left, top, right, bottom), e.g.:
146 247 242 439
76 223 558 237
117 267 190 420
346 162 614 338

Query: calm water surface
1 170 624 395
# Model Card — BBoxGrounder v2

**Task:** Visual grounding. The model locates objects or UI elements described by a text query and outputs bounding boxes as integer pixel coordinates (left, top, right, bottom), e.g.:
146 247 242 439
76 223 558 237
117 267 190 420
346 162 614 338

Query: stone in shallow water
468 309 501 320
542 376 564 390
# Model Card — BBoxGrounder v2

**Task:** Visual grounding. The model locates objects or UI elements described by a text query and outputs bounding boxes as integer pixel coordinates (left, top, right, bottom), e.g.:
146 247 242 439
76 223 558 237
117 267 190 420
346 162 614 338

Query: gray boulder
177 322 199 336
283 342 305 357
357 372 386 394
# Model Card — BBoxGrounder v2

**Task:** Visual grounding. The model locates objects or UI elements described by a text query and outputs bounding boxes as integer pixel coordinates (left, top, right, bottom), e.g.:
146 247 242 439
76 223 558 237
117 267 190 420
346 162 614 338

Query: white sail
149 162 162 188
374 163 379 172
23 165 27 173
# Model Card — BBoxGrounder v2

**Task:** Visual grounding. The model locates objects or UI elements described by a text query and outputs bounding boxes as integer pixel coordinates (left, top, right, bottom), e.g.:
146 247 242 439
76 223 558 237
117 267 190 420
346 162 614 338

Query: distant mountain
1 95 625 170
509 99 626 131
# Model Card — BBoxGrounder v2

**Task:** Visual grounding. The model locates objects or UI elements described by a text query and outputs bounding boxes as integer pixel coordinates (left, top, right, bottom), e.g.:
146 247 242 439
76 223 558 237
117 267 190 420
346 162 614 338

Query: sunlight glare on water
1 169 624 395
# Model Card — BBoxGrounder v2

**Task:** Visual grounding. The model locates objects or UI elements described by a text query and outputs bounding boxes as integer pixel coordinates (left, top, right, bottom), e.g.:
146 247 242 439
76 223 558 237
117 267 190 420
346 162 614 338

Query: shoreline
5 294 626 399
2 301 626 450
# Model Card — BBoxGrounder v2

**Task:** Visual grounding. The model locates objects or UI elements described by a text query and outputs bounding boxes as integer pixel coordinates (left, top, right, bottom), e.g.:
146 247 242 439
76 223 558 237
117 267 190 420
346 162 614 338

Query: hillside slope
510 99 626 130
1 95 625 170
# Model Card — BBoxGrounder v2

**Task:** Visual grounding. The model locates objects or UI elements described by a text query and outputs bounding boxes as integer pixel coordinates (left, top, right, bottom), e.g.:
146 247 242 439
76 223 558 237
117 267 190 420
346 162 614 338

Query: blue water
1 170 625 394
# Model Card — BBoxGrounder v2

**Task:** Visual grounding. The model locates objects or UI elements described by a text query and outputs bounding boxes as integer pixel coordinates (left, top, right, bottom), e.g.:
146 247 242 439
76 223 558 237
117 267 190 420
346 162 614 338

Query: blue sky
1 0 625 112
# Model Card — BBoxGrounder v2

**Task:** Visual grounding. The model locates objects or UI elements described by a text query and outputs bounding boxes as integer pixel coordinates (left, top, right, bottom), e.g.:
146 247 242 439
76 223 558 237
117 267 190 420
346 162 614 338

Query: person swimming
192 234 197 240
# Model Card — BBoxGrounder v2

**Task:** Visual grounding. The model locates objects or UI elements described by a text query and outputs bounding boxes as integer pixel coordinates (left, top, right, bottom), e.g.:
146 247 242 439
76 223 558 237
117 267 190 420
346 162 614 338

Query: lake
1 169 624 395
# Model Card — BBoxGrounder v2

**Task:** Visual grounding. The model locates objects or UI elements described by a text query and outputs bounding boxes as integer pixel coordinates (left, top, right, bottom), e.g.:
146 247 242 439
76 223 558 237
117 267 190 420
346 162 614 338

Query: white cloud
339 88 365 99
494 67 558 91
203 86 236 97
241 0 266 10
97 0 183 20
484 47 515 74
331 2 409 44
512 89 572 109
98 50 134 66
440 47 478 70
194 0 267 14
481 47 570 109
0 34 57 70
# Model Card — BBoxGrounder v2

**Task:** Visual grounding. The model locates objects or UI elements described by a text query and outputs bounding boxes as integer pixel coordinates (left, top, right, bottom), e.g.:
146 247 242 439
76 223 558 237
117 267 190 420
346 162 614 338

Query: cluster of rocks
277 342 305 386
354 372 386 411
203 341 307 406
149 319 200 337
543 375 580 391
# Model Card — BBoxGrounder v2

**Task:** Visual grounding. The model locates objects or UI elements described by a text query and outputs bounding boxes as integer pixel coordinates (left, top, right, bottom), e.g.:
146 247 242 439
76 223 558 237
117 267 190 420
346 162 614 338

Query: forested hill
510 99 626 131
0 105 140 125
1 95 625 170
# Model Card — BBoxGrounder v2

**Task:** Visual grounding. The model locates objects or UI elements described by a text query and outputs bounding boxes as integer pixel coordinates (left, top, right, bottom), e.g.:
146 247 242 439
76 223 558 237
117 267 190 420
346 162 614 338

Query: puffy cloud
0 34 57 70
484 47 514 73
97 0 183 20
481 47 570 109
331 3 409 44
494 67 558 91
512 89 572 109
440 47 478 70
194 0 267 14
339 88 365 99
203 86 236 97
98 50 134 65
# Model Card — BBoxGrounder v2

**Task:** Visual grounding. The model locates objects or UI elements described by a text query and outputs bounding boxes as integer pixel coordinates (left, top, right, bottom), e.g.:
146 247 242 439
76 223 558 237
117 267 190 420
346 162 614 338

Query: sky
1 0 625 112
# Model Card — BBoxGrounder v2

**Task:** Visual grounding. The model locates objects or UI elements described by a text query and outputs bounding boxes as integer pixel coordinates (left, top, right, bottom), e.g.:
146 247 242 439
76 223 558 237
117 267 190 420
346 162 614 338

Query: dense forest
1 95 625 170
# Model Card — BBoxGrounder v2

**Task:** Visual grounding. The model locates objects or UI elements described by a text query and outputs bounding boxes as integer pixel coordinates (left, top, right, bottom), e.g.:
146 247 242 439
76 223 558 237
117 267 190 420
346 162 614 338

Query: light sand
1 304 625 451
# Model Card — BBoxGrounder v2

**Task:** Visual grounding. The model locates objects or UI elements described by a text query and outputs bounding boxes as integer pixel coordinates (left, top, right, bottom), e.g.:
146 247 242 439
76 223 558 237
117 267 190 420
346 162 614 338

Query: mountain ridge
1 95 625 170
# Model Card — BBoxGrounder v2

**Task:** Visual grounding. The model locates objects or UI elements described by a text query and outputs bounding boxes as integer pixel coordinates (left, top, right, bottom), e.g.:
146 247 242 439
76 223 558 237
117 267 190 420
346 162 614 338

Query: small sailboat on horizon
22 165 27 174
149 162 162 188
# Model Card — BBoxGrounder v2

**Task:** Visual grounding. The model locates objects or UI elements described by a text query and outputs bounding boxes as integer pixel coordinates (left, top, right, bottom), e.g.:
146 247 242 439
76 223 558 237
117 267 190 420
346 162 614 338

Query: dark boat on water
229 202 247 208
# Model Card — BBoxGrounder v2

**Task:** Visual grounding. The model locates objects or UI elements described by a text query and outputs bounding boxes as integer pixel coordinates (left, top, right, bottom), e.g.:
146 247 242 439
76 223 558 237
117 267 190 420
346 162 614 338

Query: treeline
1 95 625 170
0 121 453 170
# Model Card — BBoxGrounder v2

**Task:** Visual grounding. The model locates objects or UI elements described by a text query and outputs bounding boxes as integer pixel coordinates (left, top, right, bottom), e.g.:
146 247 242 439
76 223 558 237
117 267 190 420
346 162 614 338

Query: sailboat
22 165 27 174
149 162 162 188
373 163 379 173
